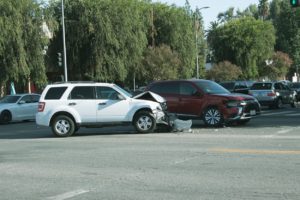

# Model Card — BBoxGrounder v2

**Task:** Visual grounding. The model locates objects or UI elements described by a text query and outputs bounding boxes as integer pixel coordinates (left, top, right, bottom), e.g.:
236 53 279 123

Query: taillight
38 102 45 112
267 92 276 97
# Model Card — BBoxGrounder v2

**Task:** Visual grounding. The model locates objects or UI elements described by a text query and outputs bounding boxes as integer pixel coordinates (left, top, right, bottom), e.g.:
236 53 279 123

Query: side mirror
18 100 26 104
117 94 126 100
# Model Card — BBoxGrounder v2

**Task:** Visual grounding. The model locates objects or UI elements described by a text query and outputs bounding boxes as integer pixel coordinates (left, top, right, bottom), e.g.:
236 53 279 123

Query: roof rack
52 81 96 84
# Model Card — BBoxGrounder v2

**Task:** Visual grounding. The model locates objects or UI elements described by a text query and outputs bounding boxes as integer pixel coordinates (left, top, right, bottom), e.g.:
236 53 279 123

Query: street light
61 0 68 82
195 6 209 79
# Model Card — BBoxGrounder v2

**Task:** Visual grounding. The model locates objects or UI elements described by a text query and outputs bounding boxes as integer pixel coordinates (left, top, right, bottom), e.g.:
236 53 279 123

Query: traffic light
291 0 300 7
57 52 62 67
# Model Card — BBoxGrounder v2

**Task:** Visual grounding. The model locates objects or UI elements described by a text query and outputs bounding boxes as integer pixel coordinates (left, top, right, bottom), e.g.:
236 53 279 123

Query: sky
153 0 259 30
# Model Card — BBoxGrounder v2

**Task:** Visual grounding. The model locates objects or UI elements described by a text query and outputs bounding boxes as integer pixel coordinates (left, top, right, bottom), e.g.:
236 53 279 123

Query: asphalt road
0 106 300 200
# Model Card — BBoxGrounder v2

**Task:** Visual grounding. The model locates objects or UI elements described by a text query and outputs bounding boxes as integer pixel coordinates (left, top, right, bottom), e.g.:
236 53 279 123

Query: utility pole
62 0 68 82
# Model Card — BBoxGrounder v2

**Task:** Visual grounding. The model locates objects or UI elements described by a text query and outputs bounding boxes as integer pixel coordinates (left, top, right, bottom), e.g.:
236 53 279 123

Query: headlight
226 100 246 107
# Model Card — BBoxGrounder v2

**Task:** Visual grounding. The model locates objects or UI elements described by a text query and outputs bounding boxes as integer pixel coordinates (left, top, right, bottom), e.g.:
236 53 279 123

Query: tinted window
45 87 67 100
0 95 21 103
70 86 95 99
219 82 235 90
96 86 121 100
251 83 272 90
291 82 300 88
180 82 197 95
20 95 32 103
31 95 40 102
150 82 179 94
274 83 282 90
194 81 230 94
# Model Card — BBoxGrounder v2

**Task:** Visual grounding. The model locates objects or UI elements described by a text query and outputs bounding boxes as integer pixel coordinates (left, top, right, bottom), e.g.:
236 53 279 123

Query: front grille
243 100 260 114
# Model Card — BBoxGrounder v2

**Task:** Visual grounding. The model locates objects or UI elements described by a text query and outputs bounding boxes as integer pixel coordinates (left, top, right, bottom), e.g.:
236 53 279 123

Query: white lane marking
261 111 294 116
46 189 90 200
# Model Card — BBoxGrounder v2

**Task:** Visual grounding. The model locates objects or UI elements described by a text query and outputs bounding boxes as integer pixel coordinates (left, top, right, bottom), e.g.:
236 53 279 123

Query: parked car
249 81 296 108
290 82 300 102
0 93 40 123
146 79 261 127
36 82 167 137
219 81 254 94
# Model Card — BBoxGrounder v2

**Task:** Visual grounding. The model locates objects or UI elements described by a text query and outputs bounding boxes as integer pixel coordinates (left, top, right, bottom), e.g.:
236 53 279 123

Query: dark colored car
249 81 296 108
290 82 300 102
219 81 254 94
146 79 261 127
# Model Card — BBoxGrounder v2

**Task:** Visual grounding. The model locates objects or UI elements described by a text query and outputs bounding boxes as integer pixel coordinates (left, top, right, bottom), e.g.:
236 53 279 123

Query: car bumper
36 112 50 126
224 101 261 122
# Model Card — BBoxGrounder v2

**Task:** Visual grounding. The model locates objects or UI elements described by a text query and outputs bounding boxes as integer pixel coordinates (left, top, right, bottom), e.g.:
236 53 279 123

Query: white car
0 94 40 123
36 82 167 137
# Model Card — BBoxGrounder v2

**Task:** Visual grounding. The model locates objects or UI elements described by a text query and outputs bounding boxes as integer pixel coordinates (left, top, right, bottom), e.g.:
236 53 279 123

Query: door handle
98 103 106 105
68 102 76 106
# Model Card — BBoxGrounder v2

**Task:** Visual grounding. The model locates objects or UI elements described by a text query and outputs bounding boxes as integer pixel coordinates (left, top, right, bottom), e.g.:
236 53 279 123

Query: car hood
212 93 256 100
133 91 166 103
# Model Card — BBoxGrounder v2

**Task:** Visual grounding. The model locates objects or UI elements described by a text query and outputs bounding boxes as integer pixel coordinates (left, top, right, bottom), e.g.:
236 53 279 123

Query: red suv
146 79 261 127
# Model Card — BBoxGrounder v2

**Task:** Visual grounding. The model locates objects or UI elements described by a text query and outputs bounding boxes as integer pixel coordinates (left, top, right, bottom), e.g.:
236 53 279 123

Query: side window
180 82 197 95
70 86 95 99
45 87 67 100
31 95 40 102
20 95 32 103
96 86 121 100
151 82 179 94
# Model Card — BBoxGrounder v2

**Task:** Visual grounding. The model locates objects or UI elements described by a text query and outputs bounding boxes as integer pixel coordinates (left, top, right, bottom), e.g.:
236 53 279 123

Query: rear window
251 83 272 90
45 87 67 100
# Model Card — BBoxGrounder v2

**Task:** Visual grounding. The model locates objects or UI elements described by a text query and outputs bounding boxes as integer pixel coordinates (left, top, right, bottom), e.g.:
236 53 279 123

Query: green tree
259 51 292 80
258 0 269 20
207 17 275 79
0 0 48 93
206 61 242 82
141 45 181 82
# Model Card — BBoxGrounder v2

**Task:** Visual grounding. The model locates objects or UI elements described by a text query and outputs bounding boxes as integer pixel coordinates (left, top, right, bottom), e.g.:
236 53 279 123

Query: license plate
250 110 256 116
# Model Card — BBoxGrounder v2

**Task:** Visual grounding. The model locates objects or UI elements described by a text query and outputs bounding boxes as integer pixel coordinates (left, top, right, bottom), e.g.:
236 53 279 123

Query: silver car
0 94 40 123
249 82 296 108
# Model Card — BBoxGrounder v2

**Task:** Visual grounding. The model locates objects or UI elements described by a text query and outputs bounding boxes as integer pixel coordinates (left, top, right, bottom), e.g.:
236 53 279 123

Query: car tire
0 110 12 124
203 107 224 127
133 111 156 133
290 99 296 108
51 115 75 137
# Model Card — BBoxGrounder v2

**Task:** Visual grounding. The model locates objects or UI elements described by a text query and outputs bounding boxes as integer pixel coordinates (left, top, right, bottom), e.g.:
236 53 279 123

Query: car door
68 86 97 123
275 83 289 104
15 95 36 120
95 86 130 122
177 82 203 116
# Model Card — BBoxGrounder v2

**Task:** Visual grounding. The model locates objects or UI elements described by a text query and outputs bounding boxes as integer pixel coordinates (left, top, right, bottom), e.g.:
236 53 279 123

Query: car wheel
203 107 224 127
51 115 75 137
133 111 156 133
275 98 283 109
0 110 12 124
290 99 296 108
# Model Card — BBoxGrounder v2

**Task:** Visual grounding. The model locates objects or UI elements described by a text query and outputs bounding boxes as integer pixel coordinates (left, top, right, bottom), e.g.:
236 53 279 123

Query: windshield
0 95 21 103
194 80 230 94
114 85 132 98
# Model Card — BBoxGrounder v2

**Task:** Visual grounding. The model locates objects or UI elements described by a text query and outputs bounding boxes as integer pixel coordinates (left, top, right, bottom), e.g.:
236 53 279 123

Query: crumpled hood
133 91 166 103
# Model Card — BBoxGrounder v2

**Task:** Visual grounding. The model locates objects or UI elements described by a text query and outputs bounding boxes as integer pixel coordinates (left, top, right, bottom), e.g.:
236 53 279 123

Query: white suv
36 82 166 137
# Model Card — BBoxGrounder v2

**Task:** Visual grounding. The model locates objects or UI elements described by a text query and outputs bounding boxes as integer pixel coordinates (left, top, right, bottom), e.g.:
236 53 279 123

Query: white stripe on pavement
46 189 90 200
